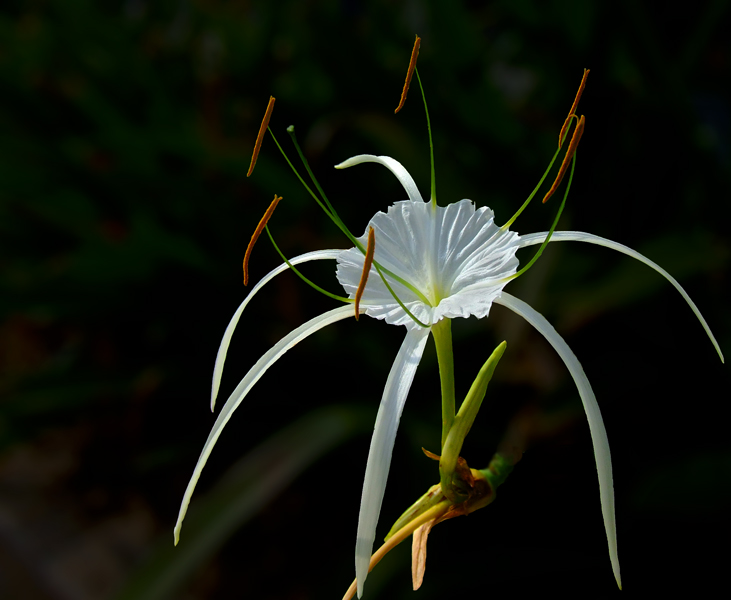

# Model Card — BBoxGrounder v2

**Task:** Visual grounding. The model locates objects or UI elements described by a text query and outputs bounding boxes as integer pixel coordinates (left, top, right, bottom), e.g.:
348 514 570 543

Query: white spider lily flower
334 155 521 596
173 152 722 599
332 155 722 596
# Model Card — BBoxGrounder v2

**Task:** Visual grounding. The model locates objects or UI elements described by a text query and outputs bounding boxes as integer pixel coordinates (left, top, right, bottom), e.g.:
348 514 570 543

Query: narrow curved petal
334 154 426 204
355 326 430 597
175 304 355 545
494 292 621 589
211 249 343 410
519 231 724 362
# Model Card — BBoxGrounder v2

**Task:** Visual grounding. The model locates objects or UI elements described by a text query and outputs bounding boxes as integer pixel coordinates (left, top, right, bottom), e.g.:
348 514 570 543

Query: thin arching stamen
558 69 589 148
267 126 432 324
543 114 585 204
395 35 421 114
265 226 352 303
354 227 375 320
247 96 275 177
243 194 281 285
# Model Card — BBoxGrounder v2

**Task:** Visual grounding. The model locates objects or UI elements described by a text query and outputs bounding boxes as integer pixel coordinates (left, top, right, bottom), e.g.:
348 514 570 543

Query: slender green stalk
501 145 561 231
287 126 342 225
265 226 352 303
384 483 442 541
501 118 576 231
267 127 344 232
370 262 430 328
477 452 515 491
267 125 433 317
415 67 436 205
431 319 456 449
503 152 577 282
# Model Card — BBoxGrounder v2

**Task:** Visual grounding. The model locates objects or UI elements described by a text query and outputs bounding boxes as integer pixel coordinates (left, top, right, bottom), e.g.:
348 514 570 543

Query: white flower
174 153 722 598
336 159 520 329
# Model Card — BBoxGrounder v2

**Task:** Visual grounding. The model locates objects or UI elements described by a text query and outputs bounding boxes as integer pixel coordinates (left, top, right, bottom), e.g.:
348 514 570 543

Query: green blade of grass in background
114 406 368 600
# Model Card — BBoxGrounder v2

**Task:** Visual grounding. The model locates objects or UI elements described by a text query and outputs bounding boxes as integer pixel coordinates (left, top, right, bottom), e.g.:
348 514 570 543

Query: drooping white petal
355 326 430 597
334 154 426 204
519 231 724 362
211 249 343 411
337 200 519 329
494 292 621 589
175 304 355 545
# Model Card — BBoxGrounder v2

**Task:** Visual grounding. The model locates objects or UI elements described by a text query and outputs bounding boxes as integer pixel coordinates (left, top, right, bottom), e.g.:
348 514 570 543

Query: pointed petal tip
496 293 620 593
334 154 377 170
612 557 622 589
211 378 220 412
355 550 369 597
519 231 725 367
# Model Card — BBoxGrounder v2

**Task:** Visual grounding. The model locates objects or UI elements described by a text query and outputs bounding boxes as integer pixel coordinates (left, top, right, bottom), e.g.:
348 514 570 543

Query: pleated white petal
334 154 426 204
211 249 343 411
175 304 355 545
519 231 724 362
494 292 621 589
355 326 430 597
337 200 520 329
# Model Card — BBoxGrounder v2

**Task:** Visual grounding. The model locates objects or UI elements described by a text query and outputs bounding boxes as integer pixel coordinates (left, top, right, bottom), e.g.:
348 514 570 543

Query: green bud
440 341 506 502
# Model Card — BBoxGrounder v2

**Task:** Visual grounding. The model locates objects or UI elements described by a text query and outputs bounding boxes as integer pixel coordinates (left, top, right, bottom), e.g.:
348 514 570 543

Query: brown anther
395 35 421 114
243 194 281 285
247 96 275 177
543 114 585 204
354 227 375 320
558 69 589 148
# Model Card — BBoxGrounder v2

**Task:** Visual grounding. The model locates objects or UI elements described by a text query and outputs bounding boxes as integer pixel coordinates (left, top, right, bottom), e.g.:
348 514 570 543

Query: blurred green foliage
0 0 729 598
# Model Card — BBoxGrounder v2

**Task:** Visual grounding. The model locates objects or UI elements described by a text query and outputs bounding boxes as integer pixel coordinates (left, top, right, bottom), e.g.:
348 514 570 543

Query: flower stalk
431 319 455 449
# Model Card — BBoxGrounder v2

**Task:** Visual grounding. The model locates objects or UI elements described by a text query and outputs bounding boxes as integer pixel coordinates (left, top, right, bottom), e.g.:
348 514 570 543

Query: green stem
431 319 456 450
477 451 515 492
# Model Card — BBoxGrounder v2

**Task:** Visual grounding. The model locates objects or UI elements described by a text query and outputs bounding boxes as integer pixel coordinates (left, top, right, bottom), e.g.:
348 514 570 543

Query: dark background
1 1 729 598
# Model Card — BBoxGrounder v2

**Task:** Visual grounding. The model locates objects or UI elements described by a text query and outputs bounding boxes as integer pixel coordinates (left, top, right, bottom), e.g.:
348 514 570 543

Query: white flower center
337 199 521 329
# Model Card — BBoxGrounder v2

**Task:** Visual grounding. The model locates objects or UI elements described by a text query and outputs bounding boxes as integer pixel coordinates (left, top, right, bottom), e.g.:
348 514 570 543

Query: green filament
265 126 431 327
265 226 352 304
287 126 344 229
504 152 577 283
415 67 436 206
501 117 576 231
